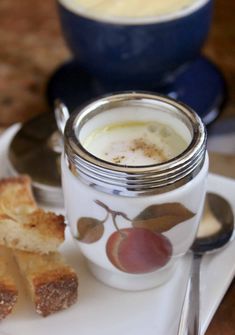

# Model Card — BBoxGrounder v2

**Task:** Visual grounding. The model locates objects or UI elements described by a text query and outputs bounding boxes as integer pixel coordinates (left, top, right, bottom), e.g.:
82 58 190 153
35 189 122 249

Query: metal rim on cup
64 92 207 196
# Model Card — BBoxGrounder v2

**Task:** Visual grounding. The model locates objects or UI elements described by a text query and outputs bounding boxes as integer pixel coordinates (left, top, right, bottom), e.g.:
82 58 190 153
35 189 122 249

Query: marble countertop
0 0 235 126
0 0 234 333
0 0 234 127
0 0 69 125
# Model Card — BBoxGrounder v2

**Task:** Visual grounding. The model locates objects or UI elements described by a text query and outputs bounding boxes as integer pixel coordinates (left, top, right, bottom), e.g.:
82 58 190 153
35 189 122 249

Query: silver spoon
178 192 234 335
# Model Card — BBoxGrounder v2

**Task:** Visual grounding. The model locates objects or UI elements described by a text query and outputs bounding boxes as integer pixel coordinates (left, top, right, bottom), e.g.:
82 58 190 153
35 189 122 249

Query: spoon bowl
178 192 234 335
192 192 234 254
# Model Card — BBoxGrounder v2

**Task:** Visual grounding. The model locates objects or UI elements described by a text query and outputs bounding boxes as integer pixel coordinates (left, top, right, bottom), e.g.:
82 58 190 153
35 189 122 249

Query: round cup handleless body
61 92 208 290
57 0 213 89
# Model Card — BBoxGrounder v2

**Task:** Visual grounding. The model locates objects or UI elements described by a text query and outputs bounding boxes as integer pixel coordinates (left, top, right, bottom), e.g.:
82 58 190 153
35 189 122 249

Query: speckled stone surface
0 0 69 125
0 0 235 126
0 0 234 333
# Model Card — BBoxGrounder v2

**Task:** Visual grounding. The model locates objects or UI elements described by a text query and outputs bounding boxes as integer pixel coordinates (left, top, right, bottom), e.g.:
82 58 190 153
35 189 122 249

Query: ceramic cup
57 0 213 90
61 92 208 290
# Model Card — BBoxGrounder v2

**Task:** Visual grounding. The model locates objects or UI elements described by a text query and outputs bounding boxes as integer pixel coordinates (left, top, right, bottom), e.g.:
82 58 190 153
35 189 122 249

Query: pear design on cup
76 200 195 274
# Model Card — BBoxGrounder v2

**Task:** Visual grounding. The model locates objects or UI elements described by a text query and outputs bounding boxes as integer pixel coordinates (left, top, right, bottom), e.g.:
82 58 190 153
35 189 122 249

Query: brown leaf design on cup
133 203 195 233
77 217 105 243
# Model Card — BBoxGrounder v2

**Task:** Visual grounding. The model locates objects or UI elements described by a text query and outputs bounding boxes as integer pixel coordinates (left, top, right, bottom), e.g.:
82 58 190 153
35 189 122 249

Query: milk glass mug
61 92 208 290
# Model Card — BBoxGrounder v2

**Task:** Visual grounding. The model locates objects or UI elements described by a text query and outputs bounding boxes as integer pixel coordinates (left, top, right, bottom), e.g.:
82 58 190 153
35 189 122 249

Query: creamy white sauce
83 121 188 166
197 199 221 238
63 0 197 18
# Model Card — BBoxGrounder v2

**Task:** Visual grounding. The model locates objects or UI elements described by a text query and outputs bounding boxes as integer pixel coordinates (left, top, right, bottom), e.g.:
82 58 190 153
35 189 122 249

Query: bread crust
0 246 18 320
0 282 18 320
0 176 65 253
34 271 78 316
14 250 78 316
0 176 78 318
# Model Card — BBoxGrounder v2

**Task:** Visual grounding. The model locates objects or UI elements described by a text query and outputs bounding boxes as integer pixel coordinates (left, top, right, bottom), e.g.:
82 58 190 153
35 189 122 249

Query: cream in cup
63 0 200 18
83 121 188 166
62 92 208 290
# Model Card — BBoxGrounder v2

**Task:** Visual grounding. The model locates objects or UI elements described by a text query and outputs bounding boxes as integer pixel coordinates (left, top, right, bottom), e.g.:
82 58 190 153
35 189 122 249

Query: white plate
0 125 235 335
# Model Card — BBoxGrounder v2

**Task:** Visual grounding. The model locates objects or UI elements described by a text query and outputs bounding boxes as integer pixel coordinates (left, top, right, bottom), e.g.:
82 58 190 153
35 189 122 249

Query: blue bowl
57 0 213 89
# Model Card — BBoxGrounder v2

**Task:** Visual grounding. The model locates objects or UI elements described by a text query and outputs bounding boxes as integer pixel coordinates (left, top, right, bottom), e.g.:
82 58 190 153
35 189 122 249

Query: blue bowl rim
58 0 211 25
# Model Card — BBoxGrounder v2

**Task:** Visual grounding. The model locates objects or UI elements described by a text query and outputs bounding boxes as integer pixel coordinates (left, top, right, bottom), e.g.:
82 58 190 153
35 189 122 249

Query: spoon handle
177 253 202 335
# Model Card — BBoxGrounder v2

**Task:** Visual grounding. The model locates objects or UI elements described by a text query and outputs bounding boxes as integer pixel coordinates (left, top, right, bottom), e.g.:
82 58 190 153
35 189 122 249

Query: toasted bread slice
0 175 36 213
14 250 78 316
0 176 65 253
0 246 18 320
